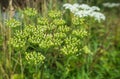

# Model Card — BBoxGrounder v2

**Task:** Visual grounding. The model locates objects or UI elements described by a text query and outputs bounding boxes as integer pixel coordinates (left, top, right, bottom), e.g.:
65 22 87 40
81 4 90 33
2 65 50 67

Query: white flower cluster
63 3 105 22
103 2 120 8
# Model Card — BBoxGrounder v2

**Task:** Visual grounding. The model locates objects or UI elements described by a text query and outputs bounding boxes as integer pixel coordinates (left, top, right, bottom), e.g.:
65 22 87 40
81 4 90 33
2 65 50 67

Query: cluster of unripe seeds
7 8 91 65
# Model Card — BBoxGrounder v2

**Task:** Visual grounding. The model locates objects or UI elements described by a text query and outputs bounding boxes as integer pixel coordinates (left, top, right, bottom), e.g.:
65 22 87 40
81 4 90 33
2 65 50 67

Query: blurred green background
0 0 120 79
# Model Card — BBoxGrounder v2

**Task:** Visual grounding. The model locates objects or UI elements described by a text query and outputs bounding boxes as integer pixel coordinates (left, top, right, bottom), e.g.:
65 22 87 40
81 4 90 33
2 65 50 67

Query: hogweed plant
5 6 105 79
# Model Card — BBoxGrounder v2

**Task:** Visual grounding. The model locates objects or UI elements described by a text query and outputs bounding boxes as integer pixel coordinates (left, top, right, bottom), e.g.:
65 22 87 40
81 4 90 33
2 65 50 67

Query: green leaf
56 61 64 70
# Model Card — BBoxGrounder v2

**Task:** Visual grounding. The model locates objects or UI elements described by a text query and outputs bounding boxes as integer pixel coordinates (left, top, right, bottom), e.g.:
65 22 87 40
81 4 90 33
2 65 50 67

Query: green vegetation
0 0 120 79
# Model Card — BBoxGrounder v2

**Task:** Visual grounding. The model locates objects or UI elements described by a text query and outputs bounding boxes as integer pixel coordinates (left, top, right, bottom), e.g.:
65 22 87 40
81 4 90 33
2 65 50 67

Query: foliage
0 1 120 79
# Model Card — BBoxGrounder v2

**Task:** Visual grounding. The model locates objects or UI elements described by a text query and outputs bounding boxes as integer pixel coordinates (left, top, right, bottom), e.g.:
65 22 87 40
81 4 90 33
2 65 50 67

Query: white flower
74 10 91 18
78 4 91 10
63 3 72 9
63 3 79 13
69 6 79 13
103 2 120 8
90 6 100 11
90 12 106 22
63 3 106 22
73 3 80 8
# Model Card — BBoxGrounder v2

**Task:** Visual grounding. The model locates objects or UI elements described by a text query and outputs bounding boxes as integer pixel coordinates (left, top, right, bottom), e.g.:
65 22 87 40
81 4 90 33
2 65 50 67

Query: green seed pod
37 17 48 25
53 19 66 25
72 29 88 38
5 19 21 28
82 46 92 54
23 8 38 17
25 51 45 65
72 16 85 26
48 10 62 19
